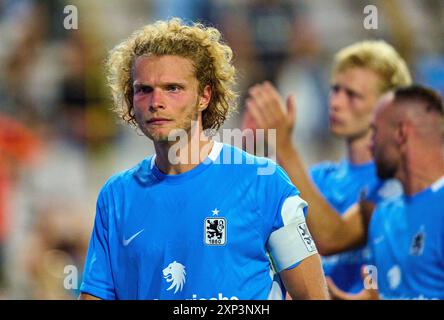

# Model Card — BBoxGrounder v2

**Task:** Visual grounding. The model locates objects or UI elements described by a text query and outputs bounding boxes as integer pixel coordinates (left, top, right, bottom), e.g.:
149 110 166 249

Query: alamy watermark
362 264 378 290
63 5 78 30
164 121 277 175
363 5 378 30
64 264 78 290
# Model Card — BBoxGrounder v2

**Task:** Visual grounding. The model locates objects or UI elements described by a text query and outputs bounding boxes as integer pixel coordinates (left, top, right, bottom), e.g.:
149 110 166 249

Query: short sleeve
308 161 336 188
261 165 318 272
80 193 116 300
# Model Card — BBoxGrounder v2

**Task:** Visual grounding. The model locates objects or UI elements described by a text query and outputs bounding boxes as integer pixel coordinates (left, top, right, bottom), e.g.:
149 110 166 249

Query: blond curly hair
106 18 238 130
333 40 412 93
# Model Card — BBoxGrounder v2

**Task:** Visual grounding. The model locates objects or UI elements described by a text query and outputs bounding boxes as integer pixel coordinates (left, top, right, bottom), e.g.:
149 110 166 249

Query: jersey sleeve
308 161 335 188
80 188 116 300
262 164 318 272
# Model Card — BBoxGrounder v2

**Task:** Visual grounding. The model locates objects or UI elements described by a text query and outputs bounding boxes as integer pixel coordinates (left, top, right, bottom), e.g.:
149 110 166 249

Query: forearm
244 83 366 254
277 143 364 254
281 254 330 300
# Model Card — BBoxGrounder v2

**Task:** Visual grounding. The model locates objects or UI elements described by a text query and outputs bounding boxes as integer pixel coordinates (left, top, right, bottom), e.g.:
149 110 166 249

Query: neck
346 130 373 165
397 144 444 195
153 126 214 175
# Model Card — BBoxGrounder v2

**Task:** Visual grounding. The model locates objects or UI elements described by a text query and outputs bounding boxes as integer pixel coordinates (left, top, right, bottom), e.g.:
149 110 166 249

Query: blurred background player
310 84 444 299
243 40 412 294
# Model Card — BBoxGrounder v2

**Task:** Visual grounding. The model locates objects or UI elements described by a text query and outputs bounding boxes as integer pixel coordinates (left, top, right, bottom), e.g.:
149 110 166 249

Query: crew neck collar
404 174 444 201
149 141 223 183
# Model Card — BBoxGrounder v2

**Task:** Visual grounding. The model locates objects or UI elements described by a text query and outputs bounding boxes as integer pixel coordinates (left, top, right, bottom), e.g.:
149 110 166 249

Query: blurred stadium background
0 0 443 299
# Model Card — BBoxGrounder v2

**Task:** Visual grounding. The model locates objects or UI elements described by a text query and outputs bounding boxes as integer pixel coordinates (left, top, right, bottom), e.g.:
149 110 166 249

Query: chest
371 203 444 294
110 180 267 263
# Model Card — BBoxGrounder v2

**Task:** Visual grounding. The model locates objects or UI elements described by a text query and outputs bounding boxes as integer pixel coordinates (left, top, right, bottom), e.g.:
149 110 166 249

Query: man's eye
346 90 358 100
167 85 181 92
135 86 152 94
330 85 340 93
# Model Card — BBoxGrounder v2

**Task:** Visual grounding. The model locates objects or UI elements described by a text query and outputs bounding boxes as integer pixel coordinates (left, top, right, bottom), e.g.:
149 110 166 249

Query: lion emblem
207 219 224 239
162 261 186 294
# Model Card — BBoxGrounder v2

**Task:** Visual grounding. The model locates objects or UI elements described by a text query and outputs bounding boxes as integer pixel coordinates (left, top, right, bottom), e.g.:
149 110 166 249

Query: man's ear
396 120 410 147
199 85 212 111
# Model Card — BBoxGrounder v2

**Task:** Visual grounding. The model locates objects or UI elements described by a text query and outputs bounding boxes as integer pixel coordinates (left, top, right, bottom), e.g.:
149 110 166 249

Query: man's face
132 55 209 142
329 67 383 140
370 95 401 179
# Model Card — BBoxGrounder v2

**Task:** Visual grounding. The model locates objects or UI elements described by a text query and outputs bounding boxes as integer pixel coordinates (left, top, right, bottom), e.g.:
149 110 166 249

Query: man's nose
149 88 165 111
329 89 347 112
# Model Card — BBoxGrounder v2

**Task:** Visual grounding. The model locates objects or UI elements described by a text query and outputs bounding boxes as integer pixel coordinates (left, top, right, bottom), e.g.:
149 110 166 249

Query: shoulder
365 179 403 204
219 143 270 165
235 144 290 177
371 193 404 222
431 179 444 198
308 160 343 184
219 143 297 192
424 183 444 216
218 143 278 175
309 160 342 176
98 156 153 199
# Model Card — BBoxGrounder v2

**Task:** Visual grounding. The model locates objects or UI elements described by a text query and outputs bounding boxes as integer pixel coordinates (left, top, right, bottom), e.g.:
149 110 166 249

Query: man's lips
329 115 342 125
146 118 171 125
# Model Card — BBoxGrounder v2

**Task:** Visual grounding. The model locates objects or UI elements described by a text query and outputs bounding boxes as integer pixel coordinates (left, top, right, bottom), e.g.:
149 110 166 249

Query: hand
244 81 296 153
241 107 257 132
326 266 379 300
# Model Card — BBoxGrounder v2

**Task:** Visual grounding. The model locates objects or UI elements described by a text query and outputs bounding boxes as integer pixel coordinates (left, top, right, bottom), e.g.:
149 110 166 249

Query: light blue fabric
81 143 312 300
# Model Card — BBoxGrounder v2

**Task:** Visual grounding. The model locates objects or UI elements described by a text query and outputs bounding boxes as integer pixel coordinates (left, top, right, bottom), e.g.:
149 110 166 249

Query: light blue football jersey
369 176 444 299
309 160 401 293
80 142 317 300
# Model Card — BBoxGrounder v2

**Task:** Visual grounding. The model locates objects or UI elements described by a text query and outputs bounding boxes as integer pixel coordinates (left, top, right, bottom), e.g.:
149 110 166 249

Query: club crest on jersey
410 227 426 256
205 218 226 246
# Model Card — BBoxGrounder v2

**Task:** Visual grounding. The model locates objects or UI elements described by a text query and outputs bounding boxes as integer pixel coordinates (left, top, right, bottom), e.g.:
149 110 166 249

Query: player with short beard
327 85 444 299
79 18 329 300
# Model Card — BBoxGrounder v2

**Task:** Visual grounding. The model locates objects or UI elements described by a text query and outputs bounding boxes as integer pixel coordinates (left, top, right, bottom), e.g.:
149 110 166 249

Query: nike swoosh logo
123 229 144 246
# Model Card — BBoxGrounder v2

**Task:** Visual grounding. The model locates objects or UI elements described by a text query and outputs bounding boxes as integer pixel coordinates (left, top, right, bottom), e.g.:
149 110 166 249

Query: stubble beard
375 155 397 180
138 101 201 144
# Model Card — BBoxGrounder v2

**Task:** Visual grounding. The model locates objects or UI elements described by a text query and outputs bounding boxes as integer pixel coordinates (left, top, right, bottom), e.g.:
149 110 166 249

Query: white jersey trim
150 141 223 170
208 141 223 161
431 175 444 192
280 195 307 225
